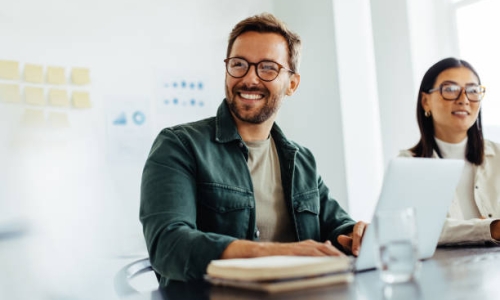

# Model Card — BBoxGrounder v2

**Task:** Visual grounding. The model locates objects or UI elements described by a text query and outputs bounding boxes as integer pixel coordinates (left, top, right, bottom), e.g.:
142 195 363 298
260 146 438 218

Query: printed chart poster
105 96 152 162
154 69 221 132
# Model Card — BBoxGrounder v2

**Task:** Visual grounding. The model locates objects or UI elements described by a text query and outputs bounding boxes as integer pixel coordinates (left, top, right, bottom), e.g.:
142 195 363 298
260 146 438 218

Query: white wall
273 0 349 211
275 0 385 222
370 0 420 167
0 1 273 298
332 0 384 222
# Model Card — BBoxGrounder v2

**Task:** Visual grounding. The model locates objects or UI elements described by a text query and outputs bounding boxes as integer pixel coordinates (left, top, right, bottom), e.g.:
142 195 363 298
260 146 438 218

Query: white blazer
399 139 500 245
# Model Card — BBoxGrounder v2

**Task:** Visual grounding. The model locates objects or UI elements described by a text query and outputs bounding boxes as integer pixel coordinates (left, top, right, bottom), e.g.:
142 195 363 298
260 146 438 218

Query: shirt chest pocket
293 189 320 240
197 183 254 239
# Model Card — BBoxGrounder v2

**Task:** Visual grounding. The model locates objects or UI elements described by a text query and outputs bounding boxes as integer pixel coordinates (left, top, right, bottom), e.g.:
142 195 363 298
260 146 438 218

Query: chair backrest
114 257 160 298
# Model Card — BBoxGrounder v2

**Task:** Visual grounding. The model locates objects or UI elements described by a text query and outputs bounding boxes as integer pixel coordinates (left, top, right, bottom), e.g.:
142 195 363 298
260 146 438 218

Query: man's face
225 31 300 124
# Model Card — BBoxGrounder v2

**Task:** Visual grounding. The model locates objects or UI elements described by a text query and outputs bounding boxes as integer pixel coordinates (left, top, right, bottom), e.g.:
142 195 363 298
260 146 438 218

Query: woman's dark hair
410 57 484 165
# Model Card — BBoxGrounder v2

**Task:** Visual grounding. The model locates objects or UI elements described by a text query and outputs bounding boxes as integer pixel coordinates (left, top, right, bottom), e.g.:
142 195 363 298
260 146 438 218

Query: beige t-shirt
246 137 295 242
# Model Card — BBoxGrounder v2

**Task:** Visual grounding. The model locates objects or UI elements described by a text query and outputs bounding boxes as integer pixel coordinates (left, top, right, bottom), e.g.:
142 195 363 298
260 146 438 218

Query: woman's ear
421 92 431 112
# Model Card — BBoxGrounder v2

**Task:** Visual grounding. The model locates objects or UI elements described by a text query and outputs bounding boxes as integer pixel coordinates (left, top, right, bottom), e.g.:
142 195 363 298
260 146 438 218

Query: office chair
114 257 161 298
114 257 212 300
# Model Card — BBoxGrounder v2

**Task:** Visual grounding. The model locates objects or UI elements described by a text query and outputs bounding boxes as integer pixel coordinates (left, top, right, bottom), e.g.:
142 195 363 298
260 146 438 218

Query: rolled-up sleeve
438 218 500 245
317 176 356 250
140 129 236 283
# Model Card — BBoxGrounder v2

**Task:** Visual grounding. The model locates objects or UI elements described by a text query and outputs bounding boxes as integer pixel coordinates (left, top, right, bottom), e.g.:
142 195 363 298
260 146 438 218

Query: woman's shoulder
484 139 500 155
397 149 415 157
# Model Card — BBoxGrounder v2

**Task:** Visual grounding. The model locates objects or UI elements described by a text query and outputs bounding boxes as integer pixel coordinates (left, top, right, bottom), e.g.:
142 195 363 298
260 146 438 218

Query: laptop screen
355 157 464 271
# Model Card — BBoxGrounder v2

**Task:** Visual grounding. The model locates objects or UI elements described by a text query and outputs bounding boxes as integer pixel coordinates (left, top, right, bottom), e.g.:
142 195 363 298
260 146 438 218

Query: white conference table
121 245 500 300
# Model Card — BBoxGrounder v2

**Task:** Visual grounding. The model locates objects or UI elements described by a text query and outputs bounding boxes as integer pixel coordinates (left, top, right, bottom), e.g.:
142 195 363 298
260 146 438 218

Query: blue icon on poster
133 111 146 125
112 111 145 126
162 80 206 107
113 112 127 125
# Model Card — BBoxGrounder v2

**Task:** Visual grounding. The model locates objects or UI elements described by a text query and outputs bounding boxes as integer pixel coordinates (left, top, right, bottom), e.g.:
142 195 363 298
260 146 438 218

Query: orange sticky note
47 66 66 85
24 64 44 83
71 67 90 85
22 109 45 127
0 60 20 80
49 89 69 107
72 91 91 108
0 83 21 103
47 111 70 128
25 86 45 105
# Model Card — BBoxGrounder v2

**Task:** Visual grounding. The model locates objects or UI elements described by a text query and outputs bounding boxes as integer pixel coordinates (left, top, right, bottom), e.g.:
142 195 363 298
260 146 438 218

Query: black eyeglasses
428 83 486 102
224 57 295 82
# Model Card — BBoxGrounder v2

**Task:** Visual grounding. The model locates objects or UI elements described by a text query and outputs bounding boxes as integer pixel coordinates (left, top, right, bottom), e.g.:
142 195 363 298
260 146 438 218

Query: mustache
235 85 268 93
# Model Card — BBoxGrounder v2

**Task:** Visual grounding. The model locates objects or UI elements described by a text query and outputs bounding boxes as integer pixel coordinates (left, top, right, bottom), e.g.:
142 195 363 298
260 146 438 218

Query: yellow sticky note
22 109 45 127
47 66 66 85
0 83 21 103
49 89 69 107
24 64 44 83
0 60 20 80
25 86 45 106
72 91 91 108
71 67 90 85
47 111 70 128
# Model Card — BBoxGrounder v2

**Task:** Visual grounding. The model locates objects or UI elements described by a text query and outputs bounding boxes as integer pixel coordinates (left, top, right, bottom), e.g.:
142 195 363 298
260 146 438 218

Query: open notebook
354 157 464 271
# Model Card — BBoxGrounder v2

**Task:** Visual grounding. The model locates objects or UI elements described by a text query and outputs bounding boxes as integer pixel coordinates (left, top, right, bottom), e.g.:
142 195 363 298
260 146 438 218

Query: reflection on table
128 245 500 300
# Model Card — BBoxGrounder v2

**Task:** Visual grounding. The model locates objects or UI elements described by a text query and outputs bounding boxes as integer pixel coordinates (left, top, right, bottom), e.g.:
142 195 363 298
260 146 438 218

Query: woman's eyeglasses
428 83 486 102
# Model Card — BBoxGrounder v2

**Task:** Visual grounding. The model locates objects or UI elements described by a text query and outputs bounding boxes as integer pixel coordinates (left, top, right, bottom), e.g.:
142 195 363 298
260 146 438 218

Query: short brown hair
226 13 302 73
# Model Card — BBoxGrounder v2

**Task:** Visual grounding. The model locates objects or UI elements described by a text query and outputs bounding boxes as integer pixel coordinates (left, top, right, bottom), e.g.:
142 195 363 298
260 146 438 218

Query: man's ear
286 73 300 96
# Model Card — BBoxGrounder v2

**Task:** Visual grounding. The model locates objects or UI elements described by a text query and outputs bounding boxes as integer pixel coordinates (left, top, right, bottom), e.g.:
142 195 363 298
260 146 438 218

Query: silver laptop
354 157 464 271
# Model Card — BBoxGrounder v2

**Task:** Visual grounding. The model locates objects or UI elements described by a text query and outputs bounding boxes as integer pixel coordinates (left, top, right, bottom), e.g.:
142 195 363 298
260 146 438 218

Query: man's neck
234 117 275 142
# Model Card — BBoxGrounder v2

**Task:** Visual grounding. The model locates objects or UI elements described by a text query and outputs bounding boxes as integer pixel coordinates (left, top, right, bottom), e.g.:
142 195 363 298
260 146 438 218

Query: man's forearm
220 239 345 259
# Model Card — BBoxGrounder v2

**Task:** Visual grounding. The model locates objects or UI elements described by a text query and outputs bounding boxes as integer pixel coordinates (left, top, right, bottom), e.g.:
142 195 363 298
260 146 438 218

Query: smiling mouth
452 111 470 116
238 92 265 100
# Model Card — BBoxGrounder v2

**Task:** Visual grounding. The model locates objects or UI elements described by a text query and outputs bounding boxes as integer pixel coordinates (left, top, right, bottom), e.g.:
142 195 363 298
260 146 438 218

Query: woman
400 57 500 245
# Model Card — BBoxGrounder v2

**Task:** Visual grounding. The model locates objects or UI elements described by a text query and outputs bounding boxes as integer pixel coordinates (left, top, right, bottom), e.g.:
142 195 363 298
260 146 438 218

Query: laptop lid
354 157 464 272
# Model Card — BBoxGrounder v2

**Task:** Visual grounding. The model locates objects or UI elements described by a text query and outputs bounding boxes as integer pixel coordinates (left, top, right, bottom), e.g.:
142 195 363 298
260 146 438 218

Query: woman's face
422 67 482 143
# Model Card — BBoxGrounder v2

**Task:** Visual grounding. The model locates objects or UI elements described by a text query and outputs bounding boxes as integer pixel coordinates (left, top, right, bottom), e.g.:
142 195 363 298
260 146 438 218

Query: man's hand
337 221 368 256
221 239 345 259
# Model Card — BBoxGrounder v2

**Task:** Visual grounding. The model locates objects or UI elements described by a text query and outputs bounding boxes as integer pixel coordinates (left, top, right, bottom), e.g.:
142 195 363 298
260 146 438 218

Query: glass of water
374 207 419 283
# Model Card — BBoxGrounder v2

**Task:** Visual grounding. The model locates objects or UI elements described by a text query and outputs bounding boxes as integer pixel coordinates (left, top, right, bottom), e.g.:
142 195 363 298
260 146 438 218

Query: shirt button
239 142 244 148
255 230 260 238
489 214 493 218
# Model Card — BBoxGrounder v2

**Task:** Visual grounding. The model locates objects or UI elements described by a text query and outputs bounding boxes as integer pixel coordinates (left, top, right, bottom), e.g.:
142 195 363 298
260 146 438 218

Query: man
140 13 366 285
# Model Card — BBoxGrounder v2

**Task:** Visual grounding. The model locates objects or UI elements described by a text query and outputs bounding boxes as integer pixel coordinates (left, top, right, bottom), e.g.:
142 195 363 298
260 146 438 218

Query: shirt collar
214 99 297 152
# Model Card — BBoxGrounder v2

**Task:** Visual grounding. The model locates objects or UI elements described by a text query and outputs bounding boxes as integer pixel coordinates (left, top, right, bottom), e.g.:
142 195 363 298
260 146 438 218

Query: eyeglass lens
441 83 484 101
225 58 282 81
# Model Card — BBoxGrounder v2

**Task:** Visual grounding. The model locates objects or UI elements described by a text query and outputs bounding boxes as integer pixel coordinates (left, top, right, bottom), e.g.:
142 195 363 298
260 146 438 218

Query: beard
225 83 285 124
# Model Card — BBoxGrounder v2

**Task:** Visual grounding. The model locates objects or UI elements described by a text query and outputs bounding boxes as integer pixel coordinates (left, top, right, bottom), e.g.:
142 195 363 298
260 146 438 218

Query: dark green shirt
140 100 355 285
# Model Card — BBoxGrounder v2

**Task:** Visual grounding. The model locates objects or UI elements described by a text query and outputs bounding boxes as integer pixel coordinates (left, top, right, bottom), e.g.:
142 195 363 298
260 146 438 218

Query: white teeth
453 111 469 115
240 93 263 100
